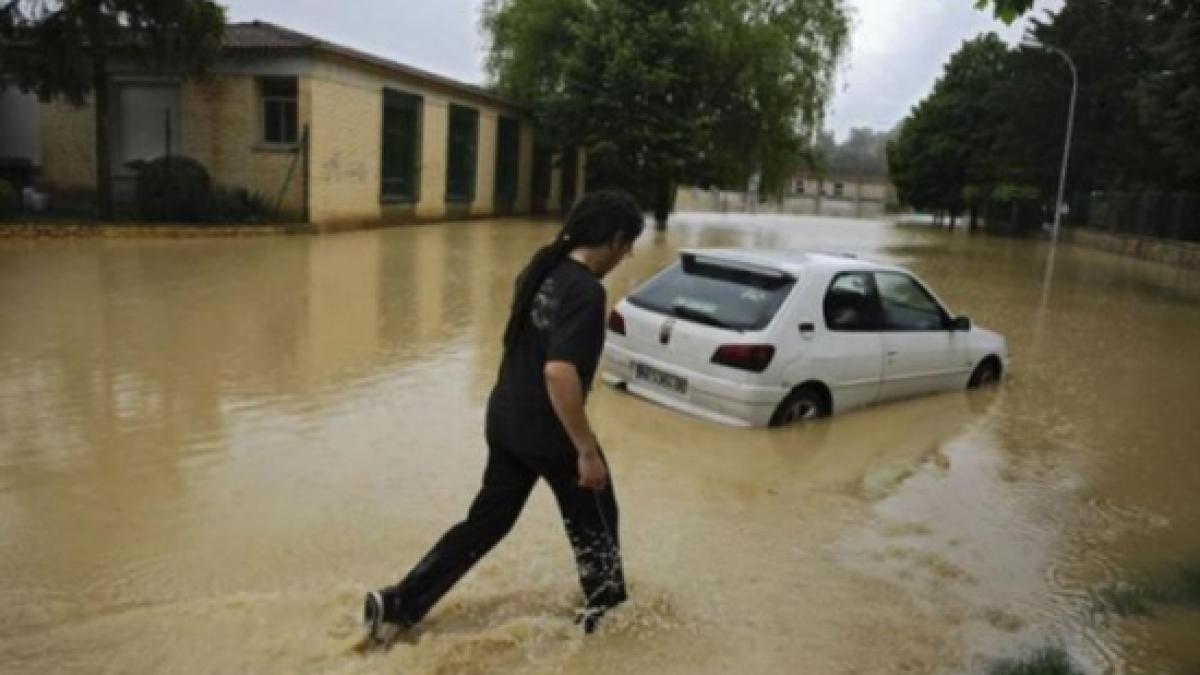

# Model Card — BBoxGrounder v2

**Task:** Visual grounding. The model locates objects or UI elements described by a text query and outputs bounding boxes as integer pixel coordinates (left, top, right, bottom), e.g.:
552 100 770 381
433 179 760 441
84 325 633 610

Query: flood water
2 214 1199 674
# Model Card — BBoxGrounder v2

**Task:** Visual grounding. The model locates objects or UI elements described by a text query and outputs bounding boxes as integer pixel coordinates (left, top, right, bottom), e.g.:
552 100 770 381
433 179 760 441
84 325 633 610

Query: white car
601 249 1009 427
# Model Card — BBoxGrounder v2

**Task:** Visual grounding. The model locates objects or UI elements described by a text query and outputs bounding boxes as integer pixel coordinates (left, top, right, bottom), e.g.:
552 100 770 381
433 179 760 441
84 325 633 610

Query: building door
113 82 181 202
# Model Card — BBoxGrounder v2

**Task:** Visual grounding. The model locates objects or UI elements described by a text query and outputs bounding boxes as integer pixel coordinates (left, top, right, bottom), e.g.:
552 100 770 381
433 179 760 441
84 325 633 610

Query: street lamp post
1024 40 1078 354
1024 40 1078 245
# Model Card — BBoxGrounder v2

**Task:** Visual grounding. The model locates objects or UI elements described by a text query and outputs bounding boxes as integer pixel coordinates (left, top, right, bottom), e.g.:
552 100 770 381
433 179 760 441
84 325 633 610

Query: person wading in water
363 189 646 643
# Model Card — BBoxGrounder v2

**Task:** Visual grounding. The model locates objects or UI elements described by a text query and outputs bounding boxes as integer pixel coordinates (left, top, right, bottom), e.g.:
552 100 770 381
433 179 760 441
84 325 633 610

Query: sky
222 0 1064 142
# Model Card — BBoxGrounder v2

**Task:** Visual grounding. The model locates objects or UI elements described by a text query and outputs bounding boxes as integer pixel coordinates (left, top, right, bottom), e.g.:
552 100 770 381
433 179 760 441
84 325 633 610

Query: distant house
30 21 583 226
789 172 896 218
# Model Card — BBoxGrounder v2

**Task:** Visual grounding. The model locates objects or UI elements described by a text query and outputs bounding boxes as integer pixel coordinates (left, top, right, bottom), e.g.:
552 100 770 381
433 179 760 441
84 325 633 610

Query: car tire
967 358 1001 389
769 385 829 427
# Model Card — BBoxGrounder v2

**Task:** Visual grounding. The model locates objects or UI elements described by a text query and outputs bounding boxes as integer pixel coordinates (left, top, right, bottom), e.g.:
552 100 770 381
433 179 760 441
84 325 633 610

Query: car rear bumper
600 343 786 428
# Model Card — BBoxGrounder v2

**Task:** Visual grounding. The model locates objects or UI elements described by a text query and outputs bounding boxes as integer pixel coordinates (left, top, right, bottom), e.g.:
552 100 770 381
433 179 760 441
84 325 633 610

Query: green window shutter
446 104 479 203
495 116 520 206
382 89 422 202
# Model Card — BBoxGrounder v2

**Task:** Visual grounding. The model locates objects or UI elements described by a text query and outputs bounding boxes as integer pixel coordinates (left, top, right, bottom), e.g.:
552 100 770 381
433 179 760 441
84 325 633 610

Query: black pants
384 428 627 626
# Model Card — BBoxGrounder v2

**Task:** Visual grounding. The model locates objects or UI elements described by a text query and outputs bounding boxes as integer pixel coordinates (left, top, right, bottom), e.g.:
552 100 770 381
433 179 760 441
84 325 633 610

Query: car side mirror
951 316 971 331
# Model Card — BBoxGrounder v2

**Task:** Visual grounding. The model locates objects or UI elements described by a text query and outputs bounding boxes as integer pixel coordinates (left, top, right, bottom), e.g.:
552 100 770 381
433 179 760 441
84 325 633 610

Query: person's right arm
544 361 607 489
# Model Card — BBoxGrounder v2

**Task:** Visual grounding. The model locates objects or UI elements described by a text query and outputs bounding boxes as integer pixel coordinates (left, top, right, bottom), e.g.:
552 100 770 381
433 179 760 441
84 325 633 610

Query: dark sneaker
362 590 409 646
574 607 607 635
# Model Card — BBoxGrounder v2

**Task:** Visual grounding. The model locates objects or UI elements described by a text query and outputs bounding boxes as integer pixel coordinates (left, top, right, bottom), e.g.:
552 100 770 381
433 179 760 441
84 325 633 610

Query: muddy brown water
2 215 1199 674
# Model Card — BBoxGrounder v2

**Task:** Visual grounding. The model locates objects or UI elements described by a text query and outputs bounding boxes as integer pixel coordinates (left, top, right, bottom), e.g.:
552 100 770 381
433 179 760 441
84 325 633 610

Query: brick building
26 21 584 227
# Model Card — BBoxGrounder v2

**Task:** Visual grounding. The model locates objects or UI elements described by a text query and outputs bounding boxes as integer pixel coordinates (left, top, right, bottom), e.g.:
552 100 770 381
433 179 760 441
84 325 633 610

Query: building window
495 116 520 207
260 77 298 145
382 89 422 202
834 182 844 197
445 104 478 203
794 179 806 194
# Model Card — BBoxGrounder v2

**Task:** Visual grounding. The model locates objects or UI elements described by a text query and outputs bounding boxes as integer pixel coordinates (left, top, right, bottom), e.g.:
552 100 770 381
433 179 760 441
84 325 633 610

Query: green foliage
131 157 276 224
133 157 272 223
0 179 18 220
817 128 891 178
210 186 272 223
0 0 225 103
991 183 1039 204
482 0 850 220
134 156 213 222
888 33 1009 214
892 0 1200 227
1137 1 1200 186
973 0 1036 25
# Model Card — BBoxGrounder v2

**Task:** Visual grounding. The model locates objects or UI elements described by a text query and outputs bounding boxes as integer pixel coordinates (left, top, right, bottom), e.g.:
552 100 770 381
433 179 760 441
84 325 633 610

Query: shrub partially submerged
0 179 19 220
133 156 273 223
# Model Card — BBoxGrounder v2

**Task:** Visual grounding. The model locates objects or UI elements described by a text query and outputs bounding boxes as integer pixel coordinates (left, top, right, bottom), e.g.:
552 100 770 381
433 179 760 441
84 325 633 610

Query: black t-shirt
488 257 606 455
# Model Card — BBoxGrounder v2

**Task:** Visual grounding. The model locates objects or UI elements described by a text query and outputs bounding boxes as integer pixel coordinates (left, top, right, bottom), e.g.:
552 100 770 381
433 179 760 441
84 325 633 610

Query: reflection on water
1 214 1199 674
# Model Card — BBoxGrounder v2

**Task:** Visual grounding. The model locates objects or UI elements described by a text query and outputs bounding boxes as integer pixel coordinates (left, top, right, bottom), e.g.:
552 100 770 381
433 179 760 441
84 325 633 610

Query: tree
817 127 890 178
1138 0 1200 189
0 0 225 220
482 0 849 228
973 0 1036 25
888 33 1010 227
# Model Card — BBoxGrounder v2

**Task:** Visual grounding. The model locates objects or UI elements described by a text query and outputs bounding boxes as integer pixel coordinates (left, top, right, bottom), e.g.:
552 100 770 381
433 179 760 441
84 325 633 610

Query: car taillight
711 344 775 372
607 309 626 335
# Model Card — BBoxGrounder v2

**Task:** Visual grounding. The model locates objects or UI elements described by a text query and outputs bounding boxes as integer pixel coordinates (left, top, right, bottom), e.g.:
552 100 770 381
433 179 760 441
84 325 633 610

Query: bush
0 179 18 220
134 156 213 222
211 186 273 223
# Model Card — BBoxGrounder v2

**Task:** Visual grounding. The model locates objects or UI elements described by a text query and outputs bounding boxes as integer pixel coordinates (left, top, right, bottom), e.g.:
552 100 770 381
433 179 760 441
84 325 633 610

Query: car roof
678 248 901 276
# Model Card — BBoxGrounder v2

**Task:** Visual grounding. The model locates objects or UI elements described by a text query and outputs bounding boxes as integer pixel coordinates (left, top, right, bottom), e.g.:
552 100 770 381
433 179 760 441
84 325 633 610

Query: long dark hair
502 189 645 350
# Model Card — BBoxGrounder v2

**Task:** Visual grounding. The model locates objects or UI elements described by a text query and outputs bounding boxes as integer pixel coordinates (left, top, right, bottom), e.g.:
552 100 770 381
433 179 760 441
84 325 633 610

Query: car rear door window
875 272 948 331
824 272 882 331
628 258 795 331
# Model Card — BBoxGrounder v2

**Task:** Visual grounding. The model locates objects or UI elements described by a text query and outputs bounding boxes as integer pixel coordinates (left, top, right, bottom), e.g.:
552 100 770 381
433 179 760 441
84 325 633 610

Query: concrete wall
471 110 497 216
1069 228 1200 270
41 99 97 204
305 55 535 227
307 73 378 225
515 121 534 214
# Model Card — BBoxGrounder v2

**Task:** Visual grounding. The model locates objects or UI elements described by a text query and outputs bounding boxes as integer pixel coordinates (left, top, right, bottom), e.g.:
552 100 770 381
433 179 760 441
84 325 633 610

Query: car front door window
875 273 947 331
875 272 965 400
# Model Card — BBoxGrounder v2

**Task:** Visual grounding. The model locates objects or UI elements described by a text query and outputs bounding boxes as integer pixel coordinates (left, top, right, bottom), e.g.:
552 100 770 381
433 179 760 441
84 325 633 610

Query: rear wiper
671 304 734 329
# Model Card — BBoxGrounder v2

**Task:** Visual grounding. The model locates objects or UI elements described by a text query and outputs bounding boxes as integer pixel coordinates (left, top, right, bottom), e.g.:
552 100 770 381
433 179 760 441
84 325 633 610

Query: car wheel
769 385 829 427
967 358 1000 389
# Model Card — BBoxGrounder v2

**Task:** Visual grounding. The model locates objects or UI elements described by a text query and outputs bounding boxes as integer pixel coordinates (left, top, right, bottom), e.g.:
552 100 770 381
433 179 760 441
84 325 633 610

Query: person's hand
577 449 608 491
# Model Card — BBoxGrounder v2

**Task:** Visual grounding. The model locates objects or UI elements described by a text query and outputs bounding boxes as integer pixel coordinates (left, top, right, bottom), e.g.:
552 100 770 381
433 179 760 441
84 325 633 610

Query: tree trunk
969 205 978 230
653 169 673 231
93 51 114 221
949 209 957 230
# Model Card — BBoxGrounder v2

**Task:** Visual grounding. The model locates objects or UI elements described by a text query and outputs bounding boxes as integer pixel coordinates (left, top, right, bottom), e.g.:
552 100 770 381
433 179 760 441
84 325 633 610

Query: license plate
632 362 688 394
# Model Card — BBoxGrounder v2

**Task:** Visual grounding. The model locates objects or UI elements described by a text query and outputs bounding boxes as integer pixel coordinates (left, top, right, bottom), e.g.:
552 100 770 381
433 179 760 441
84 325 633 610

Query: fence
1075 191 1200 243
674 186 888 218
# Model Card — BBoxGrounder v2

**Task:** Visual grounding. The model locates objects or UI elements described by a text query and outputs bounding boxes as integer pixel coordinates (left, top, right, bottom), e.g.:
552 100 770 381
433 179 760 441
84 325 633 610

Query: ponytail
502 189 644 350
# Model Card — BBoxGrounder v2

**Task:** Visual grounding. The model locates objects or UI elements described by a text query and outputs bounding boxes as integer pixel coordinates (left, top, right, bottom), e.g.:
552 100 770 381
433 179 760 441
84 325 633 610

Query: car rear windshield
627 255 796 331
